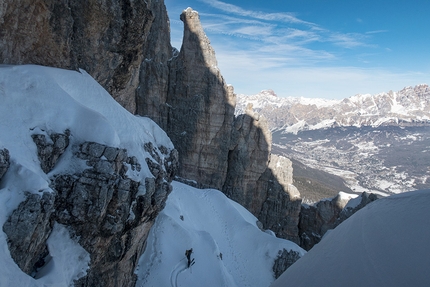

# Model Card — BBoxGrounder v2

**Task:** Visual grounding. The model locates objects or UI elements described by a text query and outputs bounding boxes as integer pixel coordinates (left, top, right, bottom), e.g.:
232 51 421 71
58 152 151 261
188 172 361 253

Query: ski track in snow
170 258 187 287
138 216 163 286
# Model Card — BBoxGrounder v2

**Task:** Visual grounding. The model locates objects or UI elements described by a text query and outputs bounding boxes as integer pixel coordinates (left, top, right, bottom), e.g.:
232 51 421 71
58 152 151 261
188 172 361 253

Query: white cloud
365 30 389 34
328 32 369 48
212 44 428 99
198 0 314 25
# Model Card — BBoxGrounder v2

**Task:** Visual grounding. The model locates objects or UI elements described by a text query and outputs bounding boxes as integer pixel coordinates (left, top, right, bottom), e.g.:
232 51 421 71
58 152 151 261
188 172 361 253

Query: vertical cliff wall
0 0 157 112
164 8 236 190
136 0 173 127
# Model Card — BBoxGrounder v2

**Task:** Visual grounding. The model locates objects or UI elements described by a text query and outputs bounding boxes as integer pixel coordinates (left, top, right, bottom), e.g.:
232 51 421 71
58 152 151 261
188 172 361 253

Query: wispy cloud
365 30 389 34
328 32 369 48
197 0 372 52
198 0 315 26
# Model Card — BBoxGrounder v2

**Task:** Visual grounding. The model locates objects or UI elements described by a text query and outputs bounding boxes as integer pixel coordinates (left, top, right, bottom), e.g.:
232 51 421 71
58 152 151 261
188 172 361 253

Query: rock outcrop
273 248 301 279
299 192 379 250
0 148 10 180
0 0 159 112
2 132 178 287
32 130 70 173
337 192 379 223
3 192 55 276
55 141 176 287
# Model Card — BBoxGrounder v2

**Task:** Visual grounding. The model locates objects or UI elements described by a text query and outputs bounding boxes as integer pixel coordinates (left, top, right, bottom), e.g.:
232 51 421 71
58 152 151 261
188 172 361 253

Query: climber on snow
185 248 195 268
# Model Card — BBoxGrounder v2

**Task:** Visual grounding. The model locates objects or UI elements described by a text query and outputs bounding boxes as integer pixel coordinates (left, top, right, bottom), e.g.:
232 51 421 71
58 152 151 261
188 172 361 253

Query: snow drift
271 189 430 287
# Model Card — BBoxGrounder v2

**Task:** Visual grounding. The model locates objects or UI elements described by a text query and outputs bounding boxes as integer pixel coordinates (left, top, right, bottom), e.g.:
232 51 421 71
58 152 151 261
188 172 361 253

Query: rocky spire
165 8 236 190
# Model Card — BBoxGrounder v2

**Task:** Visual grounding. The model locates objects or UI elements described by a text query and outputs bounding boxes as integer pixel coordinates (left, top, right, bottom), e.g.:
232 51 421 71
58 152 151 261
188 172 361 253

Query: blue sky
165 0 430 99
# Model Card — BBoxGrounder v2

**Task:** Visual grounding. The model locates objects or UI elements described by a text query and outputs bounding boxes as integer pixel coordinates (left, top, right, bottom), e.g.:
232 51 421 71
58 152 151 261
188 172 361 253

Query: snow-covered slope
0 65 173 286
271 189 430 287
136 181 305 287
0 65 173 186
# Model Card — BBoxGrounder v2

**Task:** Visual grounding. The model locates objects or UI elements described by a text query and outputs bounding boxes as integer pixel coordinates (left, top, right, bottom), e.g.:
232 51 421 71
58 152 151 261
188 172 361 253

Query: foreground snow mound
136 181 305 287
272 189 430 287
0 65 173 286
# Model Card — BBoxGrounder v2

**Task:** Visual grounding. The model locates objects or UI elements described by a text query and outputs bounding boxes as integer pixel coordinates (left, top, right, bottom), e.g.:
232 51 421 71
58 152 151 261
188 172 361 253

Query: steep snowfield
135 181 305 287
0 65 173 286
271 189 430 287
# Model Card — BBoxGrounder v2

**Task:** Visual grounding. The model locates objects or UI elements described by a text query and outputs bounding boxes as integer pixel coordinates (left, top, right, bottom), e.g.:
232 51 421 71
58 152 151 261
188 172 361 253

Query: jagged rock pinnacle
180 7 218 69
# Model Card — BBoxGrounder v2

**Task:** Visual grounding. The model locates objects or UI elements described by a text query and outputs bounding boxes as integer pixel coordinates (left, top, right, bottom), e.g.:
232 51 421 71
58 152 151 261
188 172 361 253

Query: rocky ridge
3 130 178 287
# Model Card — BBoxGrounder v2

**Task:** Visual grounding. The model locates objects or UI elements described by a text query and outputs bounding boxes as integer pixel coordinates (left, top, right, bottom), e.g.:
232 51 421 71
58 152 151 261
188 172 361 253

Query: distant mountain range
237 85 430 200
236 84 430 133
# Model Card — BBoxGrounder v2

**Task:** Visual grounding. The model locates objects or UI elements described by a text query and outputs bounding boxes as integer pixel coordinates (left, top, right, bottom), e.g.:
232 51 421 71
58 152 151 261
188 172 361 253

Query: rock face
136 0 173 127
223 108 301 243
2 132 178 287
165 8 236 190
0 0 158 112
257 155 302 243
223 108 271 212
299 192 379 250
